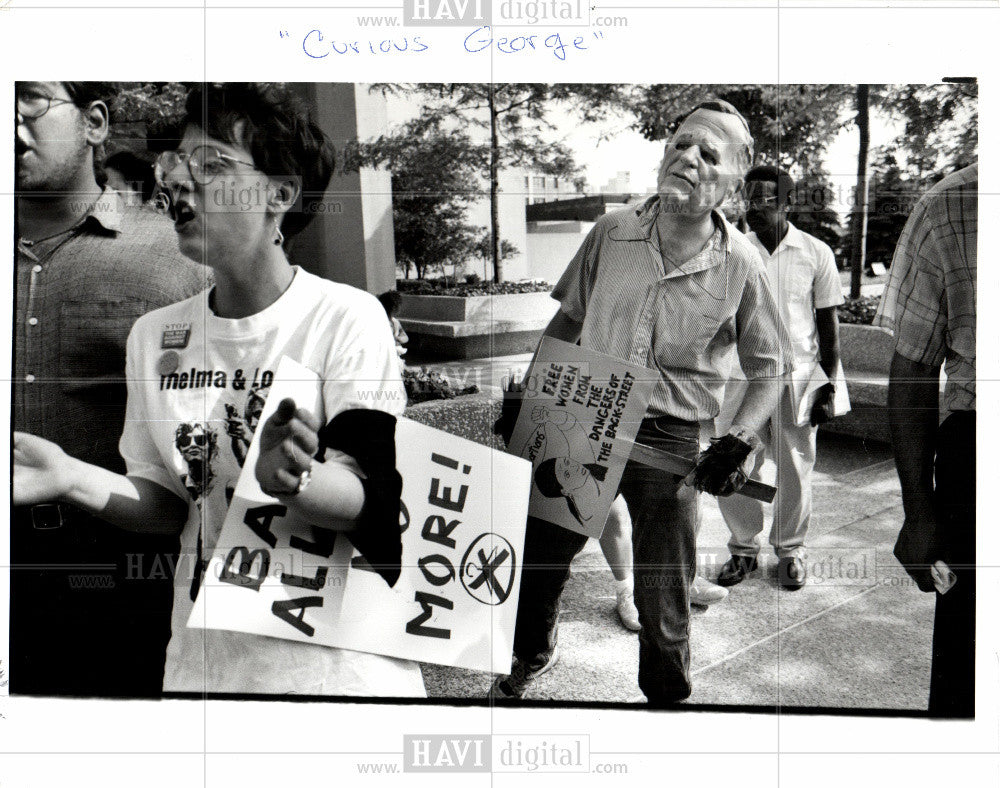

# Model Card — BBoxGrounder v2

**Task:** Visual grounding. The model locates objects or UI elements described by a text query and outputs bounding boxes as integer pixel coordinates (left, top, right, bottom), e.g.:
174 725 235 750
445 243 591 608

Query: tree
354 115 484 280
470 231 519 280
856 83 978 280
847 84 871 299
369 84 605 282
108 82 189 145
863 152 921 269
621 84 852 175
879 82 978 177
790 173 844 260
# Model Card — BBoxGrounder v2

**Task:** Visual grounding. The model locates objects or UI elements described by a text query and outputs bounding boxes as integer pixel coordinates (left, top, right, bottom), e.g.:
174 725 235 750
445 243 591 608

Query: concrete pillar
288 83 396 295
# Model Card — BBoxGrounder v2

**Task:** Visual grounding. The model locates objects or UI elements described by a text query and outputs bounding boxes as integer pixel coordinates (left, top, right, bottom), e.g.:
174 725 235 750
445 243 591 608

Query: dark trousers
511 415 701 703
928 410 975 717
9 505 176 697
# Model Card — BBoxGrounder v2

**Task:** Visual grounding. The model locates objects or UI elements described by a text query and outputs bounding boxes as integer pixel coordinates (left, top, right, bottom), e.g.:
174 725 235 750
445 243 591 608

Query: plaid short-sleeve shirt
875 164 977 413
553 196 792 422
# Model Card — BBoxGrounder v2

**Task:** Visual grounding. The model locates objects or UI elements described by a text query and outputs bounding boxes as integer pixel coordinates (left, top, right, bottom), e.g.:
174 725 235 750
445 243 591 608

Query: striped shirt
875 164 977 413
553 196 792 421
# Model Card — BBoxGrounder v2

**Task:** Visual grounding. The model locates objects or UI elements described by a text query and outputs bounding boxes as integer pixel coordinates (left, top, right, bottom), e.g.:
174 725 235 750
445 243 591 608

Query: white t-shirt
120 267 425 697
746 222 844 369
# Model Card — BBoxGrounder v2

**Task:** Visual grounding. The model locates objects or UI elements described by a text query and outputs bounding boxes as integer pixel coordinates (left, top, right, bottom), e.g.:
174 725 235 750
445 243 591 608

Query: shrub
404 368 479 404
838 295 881 325
396 279 552 298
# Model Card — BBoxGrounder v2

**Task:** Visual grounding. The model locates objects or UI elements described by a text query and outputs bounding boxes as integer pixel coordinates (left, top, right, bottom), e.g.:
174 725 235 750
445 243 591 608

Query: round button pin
158 351 181 376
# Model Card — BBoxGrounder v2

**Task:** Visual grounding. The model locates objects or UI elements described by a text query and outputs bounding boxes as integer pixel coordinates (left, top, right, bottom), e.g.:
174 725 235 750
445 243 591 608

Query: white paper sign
791 360 852 427
189 356 531 672
507 337 655 539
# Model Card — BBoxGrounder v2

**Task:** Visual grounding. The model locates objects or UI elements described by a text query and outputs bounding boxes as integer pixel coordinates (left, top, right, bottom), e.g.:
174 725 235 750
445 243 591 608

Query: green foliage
356 115 484 280
859 83 977 267
396 279 552 297
876 83 978 177
838 296 881 325
790 174 846 260
108 83 189 146
863 152 921 267
403 368 479 404
622 84 853 173
372 84 587 174
366 83 610 281
471 232 519 266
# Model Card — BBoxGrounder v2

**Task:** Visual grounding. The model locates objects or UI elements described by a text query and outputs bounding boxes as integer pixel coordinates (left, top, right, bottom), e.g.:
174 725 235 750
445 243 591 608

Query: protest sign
330 419 530 671
507 337 655 538
189 356 530 672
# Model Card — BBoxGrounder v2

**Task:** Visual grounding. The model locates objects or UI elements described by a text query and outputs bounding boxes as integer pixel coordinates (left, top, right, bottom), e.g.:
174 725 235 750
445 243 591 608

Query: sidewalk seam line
691 583 883 678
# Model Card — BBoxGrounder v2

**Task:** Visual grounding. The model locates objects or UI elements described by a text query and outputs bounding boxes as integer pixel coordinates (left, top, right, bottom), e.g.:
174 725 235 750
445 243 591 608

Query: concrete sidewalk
413 354 935 712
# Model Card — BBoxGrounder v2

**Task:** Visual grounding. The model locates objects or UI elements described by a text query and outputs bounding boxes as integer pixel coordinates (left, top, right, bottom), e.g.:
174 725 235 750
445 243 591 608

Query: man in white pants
716 166 843 590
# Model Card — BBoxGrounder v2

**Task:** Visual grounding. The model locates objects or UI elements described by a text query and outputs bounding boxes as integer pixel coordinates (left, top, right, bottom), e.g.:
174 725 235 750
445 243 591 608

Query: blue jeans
511 415 701 703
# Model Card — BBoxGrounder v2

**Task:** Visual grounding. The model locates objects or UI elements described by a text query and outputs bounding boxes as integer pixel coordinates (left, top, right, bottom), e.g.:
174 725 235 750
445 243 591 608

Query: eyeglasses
745 194 780 207
17 91 76 120
177 431 208 448
153 146 256 187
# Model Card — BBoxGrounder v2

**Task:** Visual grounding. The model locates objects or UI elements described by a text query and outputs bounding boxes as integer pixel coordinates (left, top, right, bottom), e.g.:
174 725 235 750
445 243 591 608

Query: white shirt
746 222 843 369
120 267 425 697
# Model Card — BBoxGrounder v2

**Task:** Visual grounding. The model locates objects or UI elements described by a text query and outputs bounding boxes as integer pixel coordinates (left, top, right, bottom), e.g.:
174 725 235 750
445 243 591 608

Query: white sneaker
690 575 729 606
616 584 641 631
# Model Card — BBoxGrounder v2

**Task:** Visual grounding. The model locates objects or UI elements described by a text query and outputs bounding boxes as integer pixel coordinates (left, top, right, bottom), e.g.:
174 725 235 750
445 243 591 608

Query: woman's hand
255 398 320 498
13 432 74 505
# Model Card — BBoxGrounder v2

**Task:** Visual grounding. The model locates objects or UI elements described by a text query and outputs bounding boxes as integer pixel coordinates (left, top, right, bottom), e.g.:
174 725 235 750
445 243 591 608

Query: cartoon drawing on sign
175 422 219 502
534 457 606 526
514 404 607 526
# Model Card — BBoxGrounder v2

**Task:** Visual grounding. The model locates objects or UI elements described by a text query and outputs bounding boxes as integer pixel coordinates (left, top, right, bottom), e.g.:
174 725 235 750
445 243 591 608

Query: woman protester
13 83 424 697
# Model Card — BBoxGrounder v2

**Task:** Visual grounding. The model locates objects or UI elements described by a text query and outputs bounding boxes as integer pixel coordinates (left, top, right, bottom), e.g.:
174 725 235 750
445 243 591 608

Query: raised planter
405 324 909 446
820 322 945 445
405 392 501 448
398 291 559 360
398 291 558 322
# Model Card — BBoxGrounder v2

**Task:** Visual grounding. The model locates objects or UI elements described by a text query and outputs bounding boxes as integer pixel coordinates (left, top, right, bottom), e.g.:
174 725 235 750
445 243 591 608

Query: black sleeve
317 409 403 587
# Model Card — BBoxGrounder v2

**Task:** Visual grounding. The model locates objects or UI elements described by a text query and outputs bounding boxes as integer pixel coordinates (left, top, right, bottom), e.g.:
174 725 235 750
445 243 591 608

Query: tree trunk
488 83 502 283
849 84 870 300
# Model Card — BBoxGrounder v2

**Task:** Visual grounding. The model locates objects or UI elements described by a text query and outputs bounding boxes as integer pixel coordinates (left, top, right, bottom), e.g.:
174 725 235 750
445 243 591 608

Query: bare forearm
886 352 940 517
732 376 783 434
63 458 187 534
277 460 366 531
815 307 841 381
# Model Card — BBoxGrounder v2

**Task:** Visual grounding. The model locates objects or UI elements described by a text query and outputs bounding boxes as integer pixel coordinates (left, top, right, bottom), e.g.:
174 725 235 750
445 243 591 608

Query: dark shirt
15 189 208 473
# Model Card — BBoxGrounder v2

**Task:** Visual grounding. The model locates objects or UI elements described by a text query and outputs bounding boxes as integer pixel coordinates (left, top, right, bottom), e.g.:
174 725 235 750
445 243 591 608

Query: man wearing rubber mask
492 100 792 705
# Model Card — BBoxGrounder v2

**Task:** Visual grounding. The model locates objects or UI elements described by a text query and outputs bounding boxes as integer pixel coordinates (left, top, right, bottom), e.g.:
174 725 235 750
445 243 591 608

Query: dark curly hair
182 82 336 241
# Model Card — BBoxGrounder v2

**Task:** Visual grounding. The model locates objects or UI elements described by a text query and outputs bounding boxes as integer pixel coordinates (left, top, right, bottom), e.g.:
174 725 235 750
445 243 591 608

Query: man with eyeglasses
13 81 206 696
715 165 843 591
